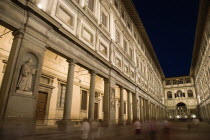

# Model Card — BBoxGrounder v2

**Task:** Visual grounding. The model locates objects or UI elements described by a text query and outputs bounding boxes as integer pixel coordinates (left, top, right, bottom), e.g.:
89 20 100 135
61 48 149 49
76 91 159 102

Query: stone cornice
121 0 165 79
190 0 210 77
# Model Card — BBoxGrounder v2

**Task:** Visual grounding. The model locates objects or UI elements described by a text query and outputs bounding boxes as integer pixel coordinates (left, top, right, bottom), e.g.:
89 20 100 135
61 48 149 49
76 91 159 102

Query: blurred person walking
89 120 99 140
149 119 157 140
81 118 90 140
134 119 141 135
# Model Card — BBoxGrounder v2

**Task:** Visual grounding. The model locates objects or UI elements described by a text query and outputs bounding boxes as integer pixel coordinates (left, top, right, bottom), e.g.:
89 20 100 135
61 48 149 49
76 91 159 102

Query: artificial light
37 4 43 9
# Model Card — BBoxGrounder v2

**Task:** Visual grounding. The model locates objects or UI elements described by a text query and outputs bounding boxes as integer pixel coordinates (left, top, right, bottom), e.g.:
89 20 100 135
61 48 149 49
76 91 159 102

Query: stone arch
176 102 186 107
187 89 194 98
167 91 172 99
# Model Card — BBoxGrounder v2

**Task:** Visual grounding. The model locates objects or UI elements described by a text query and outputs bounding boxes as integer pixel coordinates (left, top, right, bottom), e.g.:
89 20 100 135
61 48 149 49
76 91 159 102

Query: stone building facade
190 0 210 121
0 0 166 132
164 76 198 120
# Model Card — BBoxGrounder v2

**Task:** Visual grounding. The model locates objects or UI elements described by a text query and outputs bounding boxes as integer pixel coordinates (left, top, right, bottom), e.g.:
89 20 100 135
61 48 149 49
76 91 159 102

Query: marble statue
17 58 37 92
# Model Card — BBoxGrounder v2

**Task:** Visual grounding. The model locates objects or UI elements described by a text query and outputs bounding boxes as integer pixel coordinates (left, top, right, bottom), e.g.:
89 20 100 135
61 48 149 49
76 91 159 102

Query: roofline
122 0 165 79
190 0 210 77
165 76 192 80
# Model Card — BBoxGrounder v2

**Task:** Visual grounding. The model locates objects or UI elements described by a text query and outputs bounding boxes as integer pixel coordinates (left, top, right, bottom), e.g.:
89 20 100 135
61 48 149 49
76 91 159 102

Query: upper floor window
173 80 177 85
123 40 127 53
187 90 194 98
178 79 183 84
136 57 140 68
88 0 94 12
166 80 171 85
185 78 191 83
129 48 133 60
115 29 120 44
124 65 129 73
101 12 107 27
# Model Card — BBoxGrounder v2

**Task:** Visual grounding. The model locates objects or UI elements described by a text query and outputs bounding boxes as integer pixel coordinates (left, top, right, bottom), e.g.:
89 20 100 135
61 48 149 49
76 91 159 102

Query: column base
0 117 35 139
126 120 132 125
118 120 126 126
57 120 74 132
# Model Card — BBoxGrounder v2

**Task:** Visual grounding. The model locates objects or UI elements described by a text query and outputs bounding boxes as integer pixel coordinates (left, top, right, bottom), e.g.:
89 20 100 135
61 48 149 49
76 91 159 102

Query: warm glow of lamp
37 3 43 9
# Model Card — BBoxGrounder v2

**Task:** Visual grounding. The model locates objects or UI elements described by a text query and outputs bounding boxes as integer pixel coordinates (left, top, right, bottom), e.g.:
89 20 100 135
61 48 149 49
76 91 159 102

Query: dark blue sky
133 0 199 78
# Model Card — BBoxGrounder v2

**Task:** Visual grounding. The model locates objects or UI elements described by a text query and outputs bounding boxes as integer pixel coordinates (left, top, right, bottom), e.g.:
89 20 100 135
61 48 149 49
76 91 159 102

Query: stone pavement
1 121 210 140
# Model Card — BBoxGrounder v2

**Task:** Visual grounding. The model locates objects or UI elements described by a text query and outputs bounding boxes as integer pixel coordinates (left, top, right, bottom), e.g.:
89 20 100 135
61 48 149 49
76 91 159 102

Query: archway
176 102 188 119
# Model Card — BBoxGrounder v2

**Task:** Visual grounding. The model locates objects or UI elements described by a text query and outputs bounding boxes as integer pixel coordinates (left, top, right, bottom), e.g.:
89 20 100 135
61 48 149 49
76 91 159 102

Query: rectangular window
116 30 120 44
185 78 191 83
131 71 134 78
179 79 183 84
129 48 133 60
100 43 108 56
124 66 128 73
56 4 74 28
81 90 88 110
88 0 94 12
123 40 127 53
82 26 94 44
58 83 66 108
136 57 139 68
101 12 107 27
116 58 121 67
166 80 171 85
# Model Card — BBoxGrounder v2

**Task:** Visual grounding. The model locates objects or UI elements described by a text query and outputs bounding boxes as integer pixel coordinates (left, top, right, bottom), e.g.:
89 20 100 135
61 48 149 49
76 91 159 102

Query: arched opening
176 102 188 119
175 90 185 98
167 91 172 99
187 90 194 98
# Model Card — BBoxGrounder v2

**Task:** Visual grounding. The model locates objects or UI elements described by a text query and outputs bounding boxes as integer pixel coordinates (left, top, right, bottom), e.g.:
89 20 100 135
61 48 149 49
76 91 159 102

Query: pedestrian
96 119 103 139
81 118 90 140
134 119 141 135
89 120 99 140
149 119 157 140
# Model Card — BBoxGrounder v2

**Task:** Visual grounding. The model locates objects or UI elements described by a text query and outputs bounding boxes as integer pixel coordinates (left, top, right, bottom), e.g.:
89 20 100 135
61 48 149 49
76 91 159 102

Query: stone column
63 59 75 120
139 96 143 122
142 98 145 121
146 100 150 120
88 71 96 121
132 93 138 122
0 30 46 134
103 79 109 126
119 86 125 125
127 90 132 124
0 31 24 120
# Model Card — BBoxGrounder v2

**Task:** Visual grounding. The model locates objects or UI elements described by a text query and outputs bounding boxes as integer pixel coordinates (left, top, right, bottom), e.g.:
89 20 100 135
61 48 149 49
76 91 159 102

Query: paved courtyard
1 121 210 140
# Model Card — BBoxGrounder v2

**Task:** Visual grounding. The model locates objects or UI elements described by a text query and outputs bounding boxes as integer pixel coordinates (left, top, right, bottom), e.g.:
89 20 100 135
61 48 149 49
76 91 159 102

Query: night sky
133 0 199 78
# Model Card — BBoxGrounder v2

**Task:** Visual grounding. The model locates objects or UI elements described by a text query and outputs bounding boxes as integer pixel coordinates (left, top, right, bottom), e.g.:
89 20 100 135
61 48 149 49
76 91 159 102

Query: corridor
7 121 210 140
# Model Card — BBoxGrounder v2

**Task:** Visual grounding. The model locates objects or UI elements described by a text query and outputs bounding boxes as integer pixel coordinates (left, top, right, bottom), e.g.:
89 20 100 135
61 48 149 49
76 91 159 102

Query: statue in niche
111 89 115 109
17 58 37 92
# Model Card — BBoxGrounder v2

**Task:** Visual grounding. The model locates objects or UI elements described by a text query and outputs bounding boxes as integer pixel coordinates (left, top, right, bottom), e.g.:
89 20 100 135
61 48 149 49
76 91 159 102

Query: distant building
164 76 198 120
190 0 210 121
0 0 209 135
0 0 165 132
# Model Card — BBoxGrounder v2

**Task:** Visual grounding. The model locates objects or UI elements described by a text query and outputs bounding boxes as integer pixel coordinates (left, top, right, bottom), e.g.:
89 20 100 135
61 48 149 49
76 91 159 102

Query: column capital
104 78 110 83
12 29 24 38
67 59 76 65
89 70 96 75
126 89 131 93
